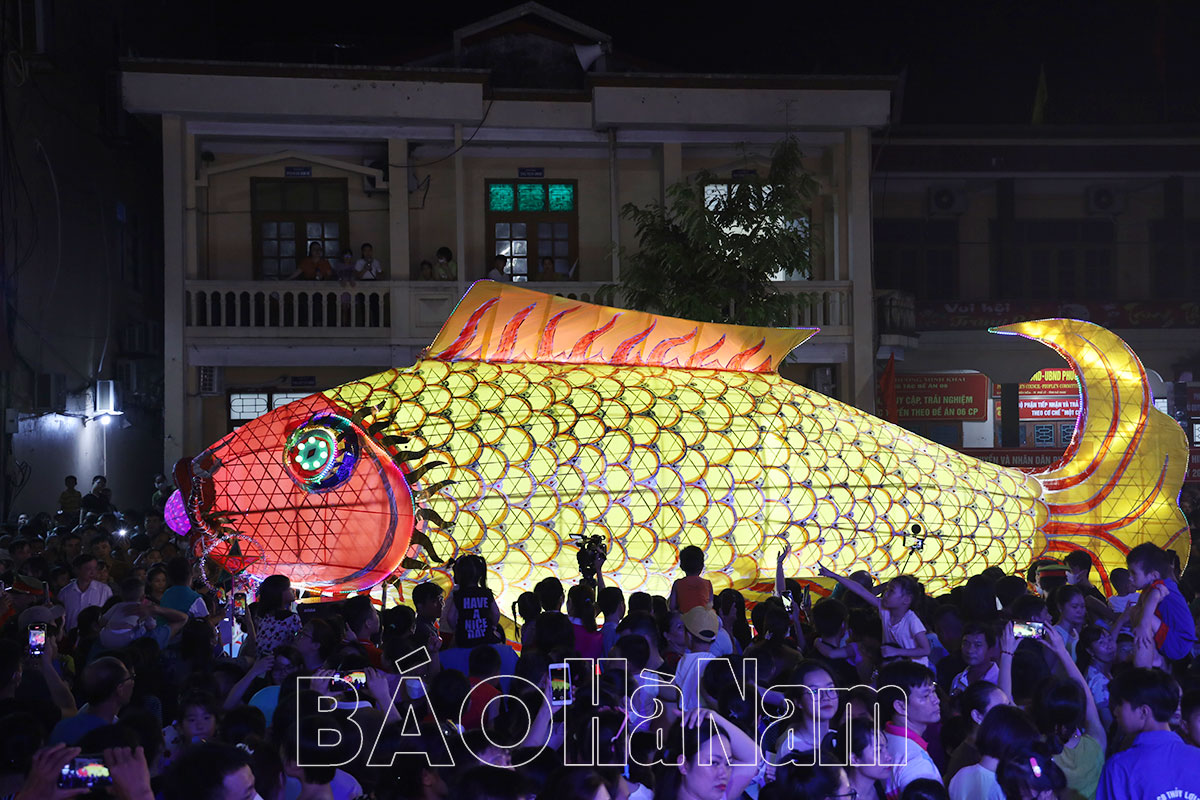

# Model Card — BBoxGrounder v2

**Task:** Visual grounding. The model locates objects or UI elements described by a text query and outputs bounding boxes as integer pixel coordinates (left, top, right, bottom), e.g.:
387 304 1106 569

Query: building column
846 127 876 413
162 115 187 471
609 129 621 283
387 138 410 279
454 125 466 296
1001 383 1020 447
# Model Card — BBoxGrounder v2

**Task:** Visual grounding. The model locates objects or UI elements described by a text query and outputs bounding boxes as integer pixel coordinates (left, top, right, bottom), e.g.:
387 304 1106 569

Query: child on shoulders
1125 543 1196 665
669 545 714 614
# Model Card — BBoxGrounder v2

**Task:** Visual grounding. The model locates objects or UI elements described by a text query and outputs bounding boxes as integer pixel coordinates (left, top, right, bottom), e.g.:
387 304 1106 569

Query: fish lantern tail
993 319 1190 590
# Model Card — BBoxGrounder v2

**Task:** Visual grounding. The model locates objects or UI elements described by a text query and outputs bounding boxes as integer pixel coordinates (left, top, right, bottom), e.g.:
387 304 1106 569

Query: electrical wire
386 97 496 173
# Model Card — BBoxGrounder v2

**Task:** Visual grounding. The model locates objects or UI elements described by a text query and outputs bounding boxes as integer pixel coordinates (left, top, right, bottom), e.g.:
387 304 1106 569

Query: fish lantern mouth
176 395 417 592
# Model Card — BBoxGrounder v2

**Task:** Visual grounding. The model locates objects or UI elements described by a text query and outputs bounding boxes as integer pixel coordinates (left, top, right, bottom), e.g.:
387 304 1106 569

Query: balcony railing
183 279 858 342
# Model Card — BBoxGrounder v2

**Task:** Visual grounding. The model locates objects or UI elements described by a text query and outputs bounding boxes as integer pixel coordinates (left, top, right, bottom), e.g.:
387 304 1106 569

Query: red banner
961 447 1200 483
919 301 1200 331
896 374 989 421
1188 385 1200 417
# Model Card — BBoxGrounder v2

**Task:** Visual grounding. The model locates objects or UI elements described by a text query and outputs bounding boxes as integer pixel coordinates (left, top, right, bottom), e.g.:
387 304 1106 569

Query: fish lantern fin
428 281 818 373
993 318 1189 590
410 527 446 564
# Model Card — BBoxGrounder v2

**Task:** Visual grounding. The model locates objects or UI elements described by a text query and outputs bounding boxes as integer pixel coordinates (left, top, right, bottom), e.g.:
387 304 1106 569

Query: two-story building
121 4 903 469
873 127 1200 479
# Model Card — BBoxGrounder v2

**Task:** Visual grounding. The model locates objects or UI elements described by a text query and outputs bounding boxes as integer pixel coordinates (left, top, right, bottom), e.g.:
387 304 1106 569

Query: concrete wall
200 146 834 284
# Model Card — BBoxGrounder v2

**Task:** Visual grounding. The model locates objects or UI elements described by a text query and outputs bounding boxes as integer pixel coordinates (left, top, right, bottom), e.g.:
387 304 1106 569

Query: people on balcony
487 255 509 282
536 256 557 282
415 260 435 280
355 242 382 280
434 246 458 281
334 249 357 284
288 241 333 280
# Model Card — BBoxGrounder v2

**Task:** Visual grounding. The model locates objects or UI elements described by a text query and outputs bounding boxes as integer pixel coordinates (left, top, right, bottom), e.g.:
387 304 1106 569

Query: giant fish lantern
177 282 1189 606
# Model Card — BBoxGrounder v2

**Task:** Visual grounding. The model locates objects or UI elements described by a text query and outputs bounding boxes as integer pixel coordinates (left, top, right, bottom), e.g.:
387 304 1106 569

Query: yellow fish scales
305 282 1189 608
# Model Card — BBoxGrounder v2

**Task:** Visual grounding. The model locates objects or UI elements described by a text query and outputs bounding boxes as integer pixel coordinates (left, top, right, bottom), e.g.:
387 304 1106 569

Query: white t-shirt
61 579 114 631
884 728 942 793
886 609 930 667
950 661 1000 695
949 763 1003 800
1108 592 1137 615
673 650 712 713
353 258 381 279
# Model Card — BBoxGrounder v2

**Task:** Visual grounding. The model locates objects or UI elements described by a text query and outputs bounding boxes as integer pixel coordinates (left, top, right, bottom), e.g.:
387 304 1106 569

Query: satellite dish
574 43 606 71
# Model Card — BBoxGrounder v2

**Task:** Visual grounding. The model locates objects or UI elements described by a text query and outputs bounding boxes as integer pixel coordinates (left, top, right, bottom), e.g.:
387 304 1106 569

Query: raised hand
105 746 153 800
15 743 88 800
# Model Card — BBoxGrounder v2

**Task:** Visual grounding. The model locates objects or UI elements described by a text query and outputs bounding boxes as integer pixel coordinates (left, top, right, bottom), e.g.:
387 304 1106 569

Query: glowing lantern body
182 283 1188 605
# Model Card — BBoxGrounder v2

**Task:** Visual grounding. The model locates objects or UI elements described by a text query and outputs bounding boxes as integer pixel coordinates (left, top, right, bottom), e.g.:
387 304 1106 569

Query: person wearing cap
1035 561 1069 598
672 606 721 713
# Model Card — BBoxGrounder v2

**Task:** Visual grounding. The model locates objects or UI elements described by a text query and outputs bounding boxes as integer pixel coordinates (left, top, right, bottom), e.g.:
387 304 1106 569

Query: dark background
107 0 1200 125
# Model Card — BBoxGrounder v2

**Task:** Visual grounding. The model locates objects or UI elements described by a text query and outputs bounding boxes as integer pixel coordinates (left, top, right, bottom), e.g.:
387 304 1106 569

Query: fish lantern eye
284 415 360 492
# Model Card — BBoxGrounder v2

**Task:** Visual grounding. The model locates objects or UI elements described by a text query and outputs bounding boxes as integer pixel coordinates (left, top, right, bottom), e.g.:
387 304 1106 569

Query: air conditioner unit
927 185 967 216
198 366 224 396
1085 185 1125 216
33 373 66 411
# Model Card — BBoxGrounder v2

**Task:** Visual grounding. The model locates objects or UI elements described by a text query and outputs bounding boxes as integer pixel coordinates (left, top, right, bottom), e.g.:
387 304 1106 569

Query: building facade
874 129 1200 478
2 4 164 518
121 7 900 469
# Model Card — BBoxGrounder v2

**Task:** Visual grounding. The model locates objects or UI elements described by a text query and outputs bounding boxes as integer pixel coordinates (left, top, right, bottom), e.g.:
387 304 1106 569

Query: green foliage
617 136 819 326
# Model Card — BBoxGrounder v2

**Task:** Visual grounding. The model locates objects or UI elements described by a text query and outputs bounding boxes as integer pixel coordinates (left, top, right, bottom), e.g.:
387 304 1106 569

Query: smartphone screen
233 593 247 616
27 624 46 658
1013 621 1045 639
781 590 793 612
549 662 572 706
58 756 112 789
339 670 367 689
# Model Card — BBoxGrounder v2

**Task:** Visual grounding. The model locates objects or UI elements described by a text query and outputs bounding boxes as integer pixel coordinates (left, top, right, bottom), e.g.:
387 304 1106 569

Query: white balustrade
183 279 854 341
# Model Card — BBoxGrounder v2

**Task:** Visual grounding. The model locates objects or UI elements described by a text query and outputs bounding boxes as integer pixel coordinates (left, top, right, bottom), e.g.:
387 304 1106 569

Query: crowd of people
1 476 1200 799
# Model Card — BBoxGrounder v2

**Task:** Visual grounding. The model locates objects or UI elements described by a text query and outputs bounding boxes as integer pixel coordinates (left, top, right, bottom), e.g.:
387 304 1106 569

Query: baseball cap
682 607 720 644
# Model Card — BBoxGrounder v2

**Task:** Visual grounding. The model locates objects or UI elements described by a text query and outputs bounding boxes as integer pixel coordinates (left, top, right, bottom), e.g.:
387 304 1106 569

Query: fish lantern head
174 393 415 593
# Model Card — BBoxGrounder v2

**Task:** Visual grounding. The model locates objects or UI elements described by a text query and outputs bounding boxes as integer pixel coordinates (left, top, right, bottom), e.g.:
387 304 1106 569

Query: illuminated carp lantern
178 282 1188 607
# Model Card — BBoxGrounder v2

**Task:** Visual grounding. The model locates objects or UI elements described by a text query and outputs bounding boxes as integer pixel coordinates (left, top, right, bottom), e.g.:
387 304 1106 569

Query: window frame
227 390 321 432
484 179 579 282
703 181 813 282
250 178 350 281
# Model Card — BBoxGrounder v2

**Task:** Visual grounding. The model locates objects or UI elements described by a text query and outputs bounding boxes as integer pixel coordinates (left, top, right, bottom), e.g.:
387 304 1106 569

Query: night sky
122 0 1200 125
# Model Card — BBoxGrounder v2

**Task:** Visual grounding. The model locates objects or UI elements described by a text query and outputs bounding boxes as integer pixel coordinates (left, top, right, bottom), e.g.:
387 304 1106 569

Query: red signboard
1019 396 1082 420
896 374 989 421
961 448 1067 470
1021 368 1080 397
1188 385 1200 417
